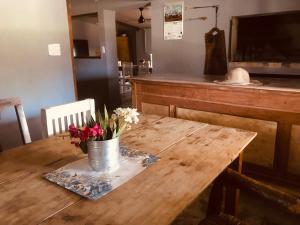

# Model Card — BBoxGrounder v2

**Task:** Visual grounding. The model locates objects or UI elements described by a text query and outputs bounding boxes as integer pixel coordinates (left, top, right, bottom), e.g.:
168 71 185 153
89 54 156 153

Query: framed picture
164 1 184 40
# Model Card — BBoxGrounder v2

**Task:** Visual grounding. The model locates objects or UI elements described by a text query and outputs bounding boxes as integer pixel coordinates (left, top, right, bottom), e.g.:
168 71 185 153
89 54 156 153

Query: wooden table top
0 114 256 225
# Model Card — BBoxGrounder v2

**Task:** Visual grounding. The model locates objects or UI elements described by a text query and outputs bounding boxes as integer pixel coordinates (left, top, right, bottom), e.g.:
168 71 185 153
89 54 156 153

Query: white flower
111 113 117 120
113 107 140 124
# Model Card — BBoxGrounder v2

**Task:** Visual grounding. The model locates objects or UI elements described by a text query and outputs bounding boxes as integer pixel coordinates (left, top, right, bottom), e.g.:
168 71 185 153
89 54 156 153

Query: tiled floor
172 185 300 225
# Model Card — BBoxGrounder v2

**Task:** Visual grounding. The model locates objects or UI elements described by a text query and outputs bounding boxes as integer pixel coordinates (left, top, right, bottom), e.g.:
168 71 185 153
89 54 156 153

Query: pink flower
80 127 90 141
89 124 103 137
69 124 79 138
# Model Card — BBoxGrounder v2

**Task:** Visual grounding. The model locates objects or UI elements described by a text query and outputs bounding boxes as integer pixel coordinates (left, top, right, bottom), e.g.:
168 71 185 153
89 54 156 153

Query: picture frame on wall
164 1 184 40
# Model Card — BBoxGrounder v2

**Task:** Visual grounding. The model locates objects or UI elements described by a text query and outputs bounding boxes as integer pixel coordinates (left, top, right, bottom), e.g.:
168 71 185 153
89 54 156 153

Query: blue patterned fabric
44 146 159 200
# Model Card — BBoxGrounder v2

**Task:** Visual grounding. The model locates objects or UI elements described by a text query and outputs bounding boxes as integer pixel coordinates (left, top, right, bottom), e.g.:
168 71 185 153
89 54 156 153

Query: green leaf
104 105 109 125
106 127 113 140
87 115 96 127
96 109 101 124
79 142 88 154
96 109 105 131
116 123 127 137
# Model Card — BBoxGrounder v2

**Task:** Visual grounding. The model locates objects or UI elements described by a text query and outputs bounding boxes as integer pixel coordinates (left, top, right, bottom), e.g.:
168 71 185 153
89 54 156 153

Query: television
73 39 89 58
229 11 300 66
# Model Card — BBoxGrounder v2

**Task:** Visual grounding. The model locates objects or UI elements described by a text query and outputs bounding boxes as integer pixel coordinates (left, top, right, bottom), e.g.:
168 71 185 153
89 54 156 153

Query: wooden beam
243 162 300 188
66 0 78 100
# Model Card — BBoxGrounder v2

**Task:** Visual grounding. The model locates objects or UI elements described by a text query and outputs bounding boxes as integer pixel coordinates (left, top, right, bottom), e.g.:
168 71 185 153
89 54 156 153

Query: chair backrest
122 62 134 77
138 61 150 75
41 99 95 138
0 97 32 144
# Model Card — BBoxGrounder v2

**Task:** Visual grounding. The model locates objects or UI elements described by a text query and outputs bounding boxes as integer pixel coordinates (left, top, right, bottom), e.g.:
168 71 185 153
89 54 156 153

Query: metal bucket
87 137 120 173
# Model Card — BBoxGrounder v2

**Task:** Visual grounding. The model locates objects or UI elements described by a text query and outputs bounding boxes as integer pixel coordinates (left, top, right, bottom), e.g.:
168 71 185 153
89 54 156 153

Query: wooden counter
130 74 300 187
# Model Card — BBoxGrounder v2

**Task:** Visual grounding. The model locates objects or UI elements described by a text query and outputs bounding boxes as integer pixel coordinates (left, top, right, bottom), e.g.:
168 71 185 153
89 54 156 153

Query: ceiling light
138 7 145 24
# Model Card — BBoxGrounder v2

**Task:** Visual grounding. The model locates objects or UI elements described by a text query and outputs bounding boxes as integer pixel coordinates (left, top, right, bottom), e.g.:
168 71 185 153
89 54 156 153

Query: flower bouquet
68 107 139 172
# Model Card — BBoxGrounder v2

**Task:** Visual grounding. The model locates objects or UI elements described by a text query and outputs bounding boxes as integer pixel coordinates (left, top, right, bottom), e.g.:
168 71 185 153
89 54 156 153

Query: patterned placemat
44 146 159 200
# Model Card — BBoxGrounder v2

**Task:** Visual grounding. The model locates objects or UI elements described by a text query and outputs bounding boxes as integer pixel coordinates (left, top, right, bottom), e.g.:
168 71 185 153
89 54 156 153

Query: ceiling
72 13 98 24
71 0 152 29
116 7 151 29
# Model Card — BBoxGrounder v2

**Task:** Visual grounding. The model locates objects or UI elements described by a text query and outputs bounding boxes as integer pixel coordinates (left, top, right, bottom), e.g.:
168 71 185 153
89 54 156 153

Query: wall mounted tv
229 11 300 64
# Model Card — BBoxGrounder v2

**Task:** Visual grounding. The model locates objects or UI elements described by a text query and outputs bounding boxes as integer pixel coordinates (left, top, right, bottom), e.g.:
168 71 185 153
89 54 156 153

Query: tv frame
228 10 300 76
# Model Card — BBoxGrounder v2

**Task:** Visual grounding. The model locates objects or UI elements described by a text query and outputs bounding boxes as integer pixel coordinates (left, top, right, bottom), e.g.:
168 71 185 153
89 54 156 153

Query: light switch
48 43 61 56
101 46 106 54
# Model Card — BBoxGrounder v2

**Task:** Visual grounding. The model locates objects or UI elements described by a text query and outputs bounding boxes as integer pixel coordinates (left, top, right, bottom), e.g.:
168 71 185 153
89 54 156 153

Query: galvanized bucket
87 137 120 173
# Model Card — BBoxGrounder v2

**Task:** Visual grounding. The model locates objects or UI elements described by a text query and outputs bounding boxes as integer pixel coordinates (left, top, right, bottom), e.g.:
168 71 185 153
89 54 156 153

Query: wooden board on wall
176 108 277 168
141 103 169 117
288 125 300 175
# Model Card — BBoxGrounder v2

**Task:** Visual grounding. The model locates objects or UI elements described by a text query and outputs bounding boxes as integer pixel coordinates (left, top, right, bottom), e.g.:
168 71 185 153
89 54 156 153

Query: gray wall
99 9 120 110
72 20 100 56
136 29 151 62
0 0 76 150
75 9 120 110
71 0 97 16
151 0 300 76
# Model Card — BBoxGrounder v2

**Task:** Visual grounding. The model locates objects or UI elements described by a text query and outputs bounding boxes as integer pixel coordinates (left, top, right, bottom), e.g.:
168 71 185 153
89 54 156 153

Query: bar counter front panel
131 75 300 187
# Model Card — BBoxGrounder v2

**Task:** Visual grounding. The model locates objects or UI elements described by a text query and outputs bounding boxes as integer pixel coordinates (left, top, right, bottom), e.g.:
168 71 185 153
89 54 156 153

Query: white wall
151 0 300 76
0 0 76 150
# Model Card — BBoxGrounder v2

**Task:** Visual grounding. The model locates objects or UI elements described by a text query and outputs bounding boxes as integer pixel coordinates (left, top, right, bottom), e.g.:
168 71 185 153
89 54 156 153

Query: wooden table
0 114 256 225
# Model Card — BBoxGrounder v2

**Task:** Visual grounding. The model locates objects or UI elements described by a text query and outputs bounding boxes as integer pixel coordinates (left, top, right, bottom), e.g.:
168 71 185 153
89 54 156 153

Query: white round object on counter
214 67 262 86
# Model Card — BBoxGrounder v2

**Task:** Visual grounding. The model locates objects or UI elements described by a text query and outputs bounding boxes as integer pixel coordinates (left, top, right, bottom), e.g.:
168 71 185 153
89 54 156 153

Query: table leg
224 153 243 216
206 173 225 216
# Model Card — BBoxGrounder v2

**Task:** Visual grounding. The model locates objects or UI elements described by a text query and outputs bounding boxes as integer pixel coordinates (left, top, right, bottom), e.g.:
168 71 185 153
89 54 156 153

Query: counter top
130 74 300 93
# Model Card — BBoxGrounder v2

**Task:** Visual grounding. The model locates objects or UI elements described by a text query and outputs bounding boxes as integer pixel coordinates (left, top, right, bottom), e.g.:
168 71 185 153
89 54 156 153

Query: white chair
0 97 32 145
41 99 95 138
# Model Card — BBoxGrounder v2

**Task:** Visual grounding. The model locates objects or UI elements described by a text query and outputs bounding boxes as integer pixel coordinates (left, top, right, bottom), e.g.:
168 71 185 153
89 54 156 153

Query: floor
120 91 132 108
171 185 300 225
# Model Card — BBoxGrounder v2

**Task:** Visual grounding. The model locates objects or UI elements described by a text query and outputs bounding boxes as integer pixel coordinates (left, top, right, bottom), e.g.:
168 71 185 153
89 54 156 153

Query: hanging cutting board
204 27 228 75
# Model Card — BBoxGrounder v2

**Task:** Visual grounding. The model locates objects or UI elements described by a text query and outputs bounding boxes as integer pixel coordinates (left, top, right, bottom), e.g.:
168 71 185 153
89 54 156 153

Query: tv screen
230 11 300 63
73 39 89 58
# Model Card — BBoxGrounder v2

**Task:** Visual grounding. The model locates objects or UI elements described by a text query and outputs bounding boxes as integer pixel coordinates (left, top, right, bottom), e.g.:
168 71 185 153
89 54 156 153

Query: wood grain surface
141 102 170 116
176 107 277 168
0 114 256 225
288 125 300 175
130 76 300 187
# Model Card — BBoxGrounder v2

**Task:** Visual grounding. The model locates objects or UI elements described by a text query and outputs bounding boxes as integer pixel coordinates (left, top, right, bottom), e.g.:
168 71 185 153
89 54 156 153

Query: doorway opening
115 3 152 107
